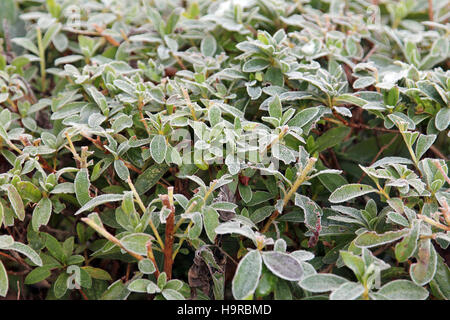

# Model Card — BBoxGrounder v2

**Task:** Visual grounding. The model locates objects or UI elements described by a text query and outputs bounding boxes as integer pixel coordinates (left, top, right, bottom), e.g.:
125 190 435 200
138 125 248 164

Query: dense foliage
0 0 449 301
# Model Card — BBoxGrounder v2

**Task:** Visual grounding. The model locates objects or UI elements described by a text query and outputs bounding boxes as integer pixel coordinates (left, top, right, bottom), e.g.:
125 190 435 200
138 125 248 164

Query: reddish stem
160 195 175 279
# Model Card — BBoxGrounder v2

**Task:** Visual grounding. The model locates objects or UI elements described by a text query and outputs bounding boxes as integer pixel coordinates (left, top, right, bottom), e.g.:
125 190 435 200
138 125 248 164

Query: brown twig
79 288 89 300
160 189 175 279
428 0 434 23
433 160 450 185
323 117 399 133
362 44 377 62
373 244 391 256
319 263 334 274
245 25 258 37
92 23 121 47
146 241 160 278
430 145 447 160
171 53 187 70
137 98 152 136
0 251 19 263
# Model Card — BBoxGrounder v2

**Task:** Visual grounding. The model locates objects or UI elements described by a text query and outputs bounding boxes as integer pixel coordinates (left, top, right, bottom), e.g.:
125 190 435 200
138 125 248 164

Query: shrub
0 0 448 300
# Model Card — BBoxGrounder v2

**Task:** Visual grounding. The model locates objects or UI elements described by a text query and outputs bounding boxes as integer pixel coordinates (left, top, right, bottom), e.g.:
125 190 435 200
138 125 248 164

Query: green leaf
247 191 274 206
335 94 367 107
0 260 8 297
262 251 303 281
54 54 83 66
50 182 75 194
7 242 42 266
429 255 450 300
410 240 437 286
386 86 400 106
53 272 69 298
84 85 108 116
203 206 219 243
114 159 130 181
187 212 203 240
165 279 183 291
318 171 348 192
395 220 420 262
67 255 84 265
0 0 16 31
121 233 153 256
25 267 51 284
100 279 129 300
238 184 252 203
329 282 365 300
340 251 365 279
162 288 185 300
251 206 274 224
274 279 292 300
32 197 52 231
138 259 156 275
243 58 270 72
300 274 349 293
264 67 284 86
150 135 167 164
112 115 133 133
378 280 428 300
42 23 62 49
51 33 67 52
208 105 221 127
353 77 375 89
312 126 351 153
268 95 282 120
288 107 319 128
157 272 167 289
82 266 112 281
78 268 92 289
11 37 39 56
17 181 42 203
417 81 446 106
46 234 65 262
165 8 181 34
135 164 169 194
415 134 436 160
128 279 153 293
75 168 91 206
99 279 130 300
232 250 262 300
256 269 276 297
0 235 14 249
329 184 377 203
5 184 25 220
201 35 217 57
121 191 137 220
147 280 162 294
405 40 420 66
354 230 409 248
435 108 450 131
74 194 124 215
